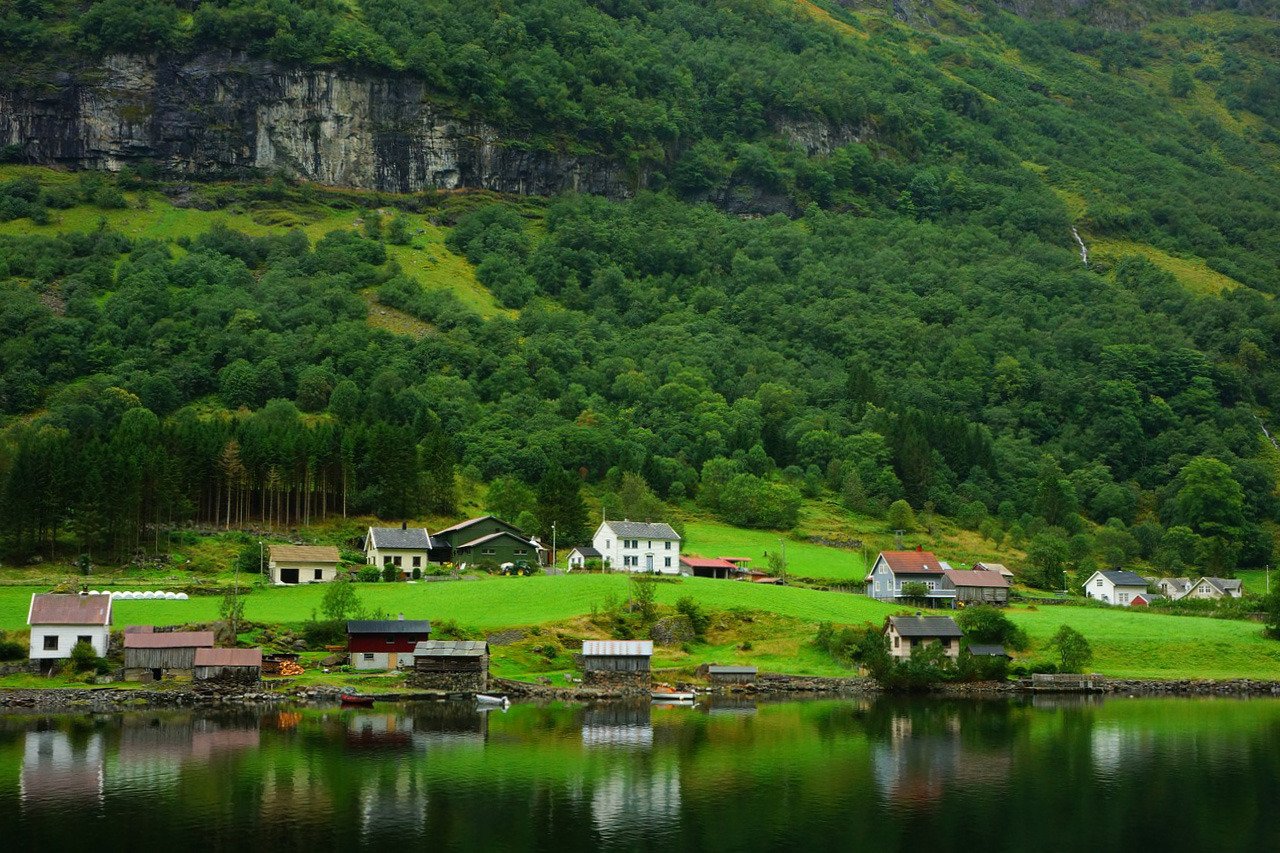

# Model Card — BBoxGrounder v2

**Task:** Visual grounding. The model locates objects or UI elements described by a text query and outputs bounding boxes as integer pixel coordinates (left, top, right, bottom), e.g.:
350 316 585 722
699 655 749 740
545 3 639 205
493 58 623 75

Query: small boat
651 690 696 702
476 694 510 708
340 694 375 707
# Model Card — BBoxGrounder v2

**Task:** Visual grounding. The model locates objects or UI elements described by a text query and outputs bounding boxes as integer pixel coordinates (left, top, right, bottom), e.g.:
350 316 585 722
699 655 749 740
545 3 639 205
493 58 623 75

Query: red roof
194 648 262 667
718 556 752 564
680 556 737 569
125 631 215 649
942 569 1009 588
28 594 111 626
877 551 945 574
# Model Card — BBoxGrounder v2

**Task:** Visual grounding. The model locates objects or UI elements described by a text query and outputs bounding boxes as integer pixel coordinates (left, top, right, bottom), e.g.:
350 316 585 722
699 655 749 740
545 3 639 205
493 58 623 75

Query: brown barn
193 648 262 683
411 640 489 692
123 630 215 681
940 569 1010 605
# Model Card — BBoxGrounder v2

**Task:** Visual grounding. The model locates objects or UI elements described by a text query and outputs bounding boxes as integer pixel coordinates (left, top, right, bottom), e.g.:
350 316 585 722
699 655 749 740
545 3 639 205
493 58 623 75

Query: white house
566 546 602 570
1180 576 1244 601
1083 570 1150 606
592 520 681 574
364 525 434 575
28 593 112 666
268 544 342 585
1151 577 1192 599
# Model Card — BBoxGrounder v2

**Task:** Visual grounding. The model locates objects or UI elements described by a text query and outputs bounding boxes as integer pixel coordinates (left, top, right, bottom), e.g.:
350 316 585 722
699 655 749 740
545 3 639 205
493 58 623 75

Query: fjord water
1 698 1278 851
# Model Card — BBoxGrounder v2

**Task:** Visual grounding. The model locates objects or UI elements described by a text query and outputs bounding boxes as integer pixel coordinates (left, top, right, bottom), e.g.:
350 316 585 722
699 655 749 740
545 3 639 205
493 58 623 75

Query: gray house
865 550 953 603
364 525 435 575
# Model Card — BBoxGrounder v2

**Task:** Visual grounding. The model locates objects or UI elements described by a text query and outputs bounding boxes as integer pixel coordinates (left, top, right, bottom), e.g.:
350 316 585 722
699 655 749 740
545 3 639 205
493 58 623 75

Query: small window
78 635 92 646
43 635 58 651
664 557 671 568
383 556 393 566
393 556 402 566
893 636 900 648
665 541 671 550
413 556 421 568
482 548 496 556
514 549 527 556
314 569 322 580
1096 578 1103 586
363 653 374 661
606 540 611 549
386 635 395 644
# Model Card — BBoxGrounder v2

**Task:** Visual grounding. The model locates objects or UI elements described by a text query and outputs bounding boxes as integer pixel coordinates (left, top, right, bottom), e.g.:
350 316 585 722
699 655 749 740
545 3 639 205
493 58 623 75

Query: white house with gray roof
364 524 435 575
1083 570 1150 606
592 520 681 574
1180 576 1243 601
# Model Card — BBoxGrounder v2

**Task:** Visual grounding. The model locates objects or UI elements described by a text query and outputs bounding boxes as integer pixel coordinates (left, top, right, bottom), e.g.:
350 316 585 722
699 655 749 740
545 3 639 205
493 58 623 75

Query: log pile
276 660 305 676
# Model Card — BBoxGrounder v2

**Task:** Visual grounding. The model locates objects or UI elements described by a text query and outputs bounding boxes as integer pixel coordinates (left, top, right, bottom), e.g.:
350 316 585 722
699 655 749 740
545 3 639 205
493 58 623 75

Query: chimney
916 544 922 552
398 612 405 621
402 521 407 530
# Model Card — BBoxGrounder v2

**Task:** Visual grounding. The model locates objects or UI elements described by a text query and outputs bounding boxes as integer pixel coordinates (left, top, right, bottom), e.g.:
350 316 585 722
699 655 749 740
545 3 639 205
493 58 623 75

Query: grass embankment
2 576 1278 683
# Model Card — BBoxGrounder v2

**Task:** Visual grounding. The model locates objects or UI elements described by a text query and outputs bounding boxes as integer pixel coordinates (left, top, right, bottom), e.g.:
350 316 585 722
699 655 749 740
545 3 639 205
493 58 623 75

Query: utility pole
551 521 557 571
259 540 265 586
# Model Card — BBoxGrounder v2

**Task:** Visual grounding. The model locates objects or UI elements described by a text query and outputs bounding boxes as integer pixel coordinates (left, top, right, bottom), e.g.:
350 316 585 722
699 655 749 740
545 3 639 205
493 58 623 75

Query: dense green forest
2 0 1280 586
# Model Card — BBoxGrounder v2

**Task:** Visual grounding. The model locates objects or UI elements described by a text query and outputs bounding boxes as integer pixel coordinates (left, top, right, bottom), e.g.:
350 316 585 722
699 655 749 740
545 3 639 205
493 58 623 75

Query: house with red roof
27 593 112 669
864 549 955 603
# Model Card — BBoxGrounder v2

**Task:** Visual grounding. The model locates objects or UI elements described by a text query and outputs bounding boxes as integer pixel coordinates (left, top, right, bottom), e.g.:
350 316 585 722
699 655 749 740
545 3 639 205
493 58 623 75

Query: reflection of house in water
358 763 429 840
591 764 682 841
347 703 488 751
112 715 261 791
1091 723 1156 778
21 729 105 808
706 698 759 717
581 704 653 749
871 708 1013 806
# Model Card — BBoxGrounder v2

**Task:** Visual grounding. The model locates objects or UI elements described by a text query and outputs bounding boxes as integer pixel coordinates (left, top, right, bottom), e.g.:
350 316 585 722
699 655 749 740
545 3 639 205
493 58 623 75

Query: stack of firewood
277 660 305 676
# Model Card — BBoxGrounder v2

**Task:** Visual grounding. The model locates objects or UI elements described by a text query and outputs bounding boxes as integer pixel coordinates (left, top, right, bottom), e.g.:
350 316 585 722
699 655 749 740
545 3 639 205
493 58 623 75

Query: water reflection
21 729 104 808
582 703 653 749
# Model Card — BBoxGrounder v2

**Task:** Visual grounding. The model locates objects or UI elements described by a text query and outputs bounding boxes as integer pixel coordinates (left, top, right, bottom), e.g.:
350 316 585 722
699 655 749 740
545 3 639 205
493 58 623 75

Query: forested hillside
2 0 1280 585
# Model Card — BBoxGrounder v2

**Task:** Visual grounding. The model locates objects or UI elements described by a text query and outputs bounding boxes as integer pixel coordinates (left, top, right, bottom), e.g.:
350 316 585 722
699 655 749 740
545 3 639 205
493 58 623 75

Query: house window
77 635 91 646
43 635 58 651
363 653 374 661
924 581 936 590
664 557 671 568
665 541 671 550
647 541 652 548
606 540 611 549
1119 593 1129 603
1096 578 1103 587
1200 585 1209 593
386 636 395 644
893 636 900 648
482 548 496 556
514 549 527 556
313 569 322 580
413 556 422 568
383 556 393 566
393 556 402 567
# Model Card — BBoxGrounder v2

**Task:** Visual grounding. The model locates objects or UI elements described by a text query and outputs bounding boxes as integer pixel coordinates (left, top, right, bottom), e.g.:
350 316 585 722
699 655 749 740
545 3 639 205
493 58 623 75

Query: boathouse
581 640 653 692
347 617 432 670
706 665 758 685
123 630 215 681
410 640 490 692
193 648 263 683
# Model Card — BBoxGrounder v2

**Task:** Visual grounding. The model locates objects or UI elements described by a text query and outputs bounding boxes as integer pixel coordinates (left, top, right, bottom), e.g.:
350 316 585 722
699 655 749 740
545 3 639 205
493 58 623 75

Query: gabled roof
600 520 681 540
1198 577 1243 594
194 648 262 667
28 594 111 626
124 631 215 649
582 640 653 656
269 544 341 563
455 530 536 550
886 615 963 638
942 569 1009 589
680 556 738 570
435 515 524 537
974 562 1015 577
877 551 948 574
347 619 432 635
413 640 488 657
1099 570 1149 587
366 526 433 550
570 546 602 558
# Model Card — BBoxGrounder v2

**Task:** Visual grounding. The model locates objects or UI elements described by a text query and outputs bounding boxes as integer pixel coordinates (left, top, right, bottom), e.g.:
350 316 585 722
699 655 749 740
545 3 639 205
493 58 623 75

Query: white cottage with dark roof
364 524 435 575
1083 570 1150 606
592 520 681 574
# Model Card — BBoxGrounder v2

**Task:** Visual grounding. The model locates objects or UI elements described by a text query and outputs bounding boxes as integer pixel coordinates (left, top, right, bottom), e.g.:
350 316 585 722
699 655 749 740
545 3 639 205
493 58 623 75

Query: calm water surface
1 696 1278 851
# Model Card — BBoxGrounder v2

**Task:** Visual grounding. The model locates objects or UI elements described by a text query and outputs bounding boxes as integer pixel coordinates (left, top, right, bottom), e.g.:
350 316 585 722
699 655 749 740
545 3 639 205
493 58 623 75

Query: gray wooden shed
124 630 215 679
581 640 653 672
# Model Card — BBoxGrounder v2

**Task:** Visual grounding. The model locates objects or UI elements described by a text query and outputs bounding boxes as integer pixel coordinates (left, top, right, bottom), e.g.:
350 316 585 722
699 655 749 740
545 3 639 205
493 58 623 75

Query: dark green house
434 515 545 566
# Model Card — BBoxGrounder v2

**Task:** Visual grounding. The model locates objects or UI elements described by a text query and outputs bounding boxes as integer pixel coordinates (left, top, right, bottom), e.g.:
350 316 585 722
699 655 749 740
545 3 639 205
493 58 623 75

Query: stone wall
583 669 651 694
406 670 487 693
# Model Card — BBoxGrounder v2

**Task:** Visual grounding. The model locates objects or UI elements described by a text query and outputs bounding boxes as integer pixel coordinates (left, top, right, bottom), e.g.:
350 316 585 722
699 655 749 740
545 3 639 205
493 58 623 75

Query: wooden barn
193 648 262 683
123 630 215 681
411 640 489 691
706 665 757 685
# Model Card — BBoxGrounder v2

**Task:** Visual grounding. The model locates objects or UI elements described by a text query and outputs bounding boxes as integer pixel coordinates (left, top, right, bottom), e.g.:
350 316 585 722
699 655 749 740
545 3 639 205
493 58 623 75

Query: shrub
956 605 1029 651
411 567 422 580
0 640 25 661
70 641 100 673
302 619 346 648
675 596 709 639
357 566 381 582
1046 625 1093 673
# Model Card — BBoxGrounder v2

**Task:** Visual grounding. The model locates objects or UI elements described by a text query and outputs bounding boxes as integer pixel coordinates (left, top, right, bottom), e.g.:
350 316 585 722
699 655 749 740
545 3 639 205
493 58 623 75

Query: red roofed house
865 549 954 604
27 593 112 670
940 569 1010 606
680 556 740 580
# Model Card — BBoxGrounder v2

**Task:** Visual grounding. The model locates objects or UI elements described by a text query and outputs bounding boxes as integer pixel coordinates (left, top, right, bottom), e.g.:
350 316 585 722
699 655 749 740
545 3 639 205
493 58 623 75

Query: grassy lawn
3 576 1280 680
681 519 867 581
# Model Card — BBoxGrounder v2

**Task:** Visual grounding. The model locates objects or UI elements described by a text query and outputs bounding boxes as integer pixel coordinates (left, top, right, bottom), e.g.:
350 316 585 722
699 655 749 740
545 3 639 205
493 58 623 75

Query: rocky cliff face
0 53 639 197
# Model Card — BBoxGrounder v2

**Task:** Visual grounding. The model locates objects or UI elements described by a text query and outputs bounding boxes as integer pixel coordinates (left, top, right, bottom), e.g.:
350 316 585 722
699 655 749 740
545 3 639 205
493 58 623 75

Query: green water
1 696 1278 851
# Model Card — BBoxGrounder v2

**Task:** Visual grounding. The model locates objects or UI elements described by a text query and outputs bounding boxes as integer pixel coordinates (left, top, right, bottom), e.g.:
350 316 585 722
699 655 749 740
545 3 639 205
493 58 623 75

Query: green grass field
681 519 868 581
3 575 1279 680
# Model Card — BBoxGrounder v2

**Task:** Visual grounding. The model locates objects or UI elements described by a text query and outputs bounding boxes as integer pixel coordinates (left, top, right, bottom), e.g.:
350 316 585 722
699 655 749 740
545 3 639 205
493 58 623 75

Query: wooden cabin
193 648 262 683
123 630 215 681
411 640 490 691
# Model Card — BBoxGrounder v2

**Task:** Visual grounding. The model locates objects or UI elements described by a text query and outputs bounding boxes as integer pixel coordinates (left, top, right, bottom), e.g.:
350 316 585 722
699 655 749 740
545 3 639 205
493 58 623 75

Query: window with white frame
664 557 671 568
482 548 496 556
665 541 671 550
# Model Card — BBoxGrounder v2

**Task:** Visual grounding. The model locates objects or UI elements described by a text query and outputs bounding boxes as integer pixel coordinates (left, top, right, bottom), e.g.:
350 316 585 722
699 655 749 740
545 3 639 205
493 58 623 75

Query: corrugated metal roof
193 648 262 667
347 619 432 635
269 545 341 563
707 665 757 675
413 640 488 657
582 640 653 657
602 520 681 540
124 631 215 649
887 616 963 638
367 527 433 550
28 594 111 626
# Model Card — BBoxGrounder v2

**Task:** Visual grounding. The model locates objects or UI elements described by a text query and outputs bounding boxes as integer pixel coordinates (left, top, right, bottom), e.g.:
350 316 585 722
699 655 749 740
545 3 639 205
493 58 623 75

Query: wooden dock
1023 673 1106 693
